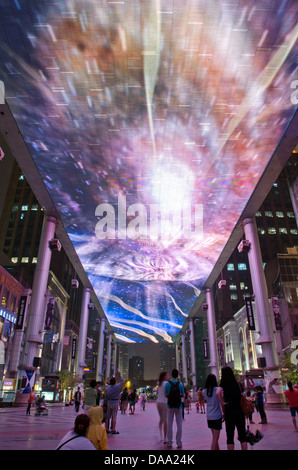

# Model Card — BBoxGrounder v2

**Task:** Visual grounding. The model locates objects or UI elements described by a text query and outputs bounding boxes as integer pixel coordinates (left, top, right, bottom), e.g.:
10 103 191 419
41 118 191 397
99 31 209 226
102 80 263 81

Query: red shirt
285 389 298 407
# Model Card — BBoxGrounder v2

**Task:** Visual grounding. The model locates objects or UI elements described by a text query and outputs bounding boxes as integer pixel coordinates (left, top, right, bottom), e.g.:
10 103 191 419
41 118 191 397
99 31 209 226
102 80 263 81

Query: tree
233 369 242 382
280 352 298 385
55 370 82 399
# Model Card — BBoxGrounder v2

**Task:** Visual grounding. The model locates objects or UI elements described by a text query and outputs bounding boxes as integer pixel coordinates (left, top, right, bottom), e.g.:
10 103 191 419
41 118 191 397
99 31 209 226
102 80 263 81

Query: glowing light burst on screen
0 0 297 342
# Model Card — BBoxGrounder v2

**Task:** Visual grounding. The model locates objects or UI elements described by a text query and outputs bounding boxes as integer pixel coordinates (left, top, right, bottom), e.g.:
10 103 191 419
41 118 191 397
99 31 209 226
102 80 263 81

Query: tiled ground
0 402 297 451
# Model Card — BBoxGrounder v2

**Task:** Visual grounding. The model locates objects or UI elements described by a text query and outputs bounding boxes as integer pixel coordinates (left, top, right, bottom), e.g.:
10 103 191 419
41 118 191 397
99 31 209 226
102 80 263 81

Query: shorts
207 418 222 431
290 407 298 417
107 401 119 419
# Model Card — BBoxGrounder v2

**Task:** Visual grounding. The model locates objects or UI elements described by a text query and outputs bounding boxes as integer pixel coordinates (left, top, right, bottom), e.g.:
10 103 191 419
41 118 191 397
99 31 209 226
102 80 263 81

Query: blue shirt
105 376 124 401
164 380 184 409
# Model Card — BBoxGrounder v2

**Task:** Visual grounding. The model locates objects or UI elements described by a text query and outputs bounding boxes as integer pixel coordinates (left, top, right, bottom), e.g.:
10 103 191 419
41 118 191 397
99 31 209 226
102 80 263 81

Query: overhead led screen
0 0 297 342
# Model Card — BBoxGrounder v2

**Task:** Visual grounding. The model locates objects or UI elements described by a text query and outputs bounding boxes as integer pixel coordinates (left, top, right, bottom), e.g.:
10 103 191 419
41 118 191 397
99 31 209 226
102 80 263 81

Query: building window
238 263 247 270
240 282 248 290
230 293 238 300
276 211 284 218
227 263 234 271
265 211 273 217
268 227 276 234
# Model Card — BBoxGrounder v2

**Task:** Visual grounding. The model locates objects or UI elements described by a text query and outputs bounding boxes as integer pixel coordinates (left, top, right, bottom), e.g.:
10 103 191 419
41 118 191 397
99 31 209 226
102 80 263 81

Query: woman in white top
202 374 223 450
156 371 169 443
56 414 96 450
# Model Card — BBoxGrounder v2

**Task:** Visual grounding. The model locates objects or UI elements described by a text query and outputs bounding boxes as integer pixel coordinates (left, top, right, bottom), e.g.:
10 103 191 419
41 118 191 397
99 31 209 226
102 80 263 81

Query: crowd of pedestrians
55 366 298 451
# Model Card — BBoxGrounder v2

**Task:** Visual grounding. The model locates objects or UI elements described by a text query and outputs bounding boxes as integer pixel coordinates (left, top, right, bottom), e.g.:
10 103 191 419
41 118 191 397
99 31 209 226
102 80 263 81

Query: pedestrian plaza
0 402 297 454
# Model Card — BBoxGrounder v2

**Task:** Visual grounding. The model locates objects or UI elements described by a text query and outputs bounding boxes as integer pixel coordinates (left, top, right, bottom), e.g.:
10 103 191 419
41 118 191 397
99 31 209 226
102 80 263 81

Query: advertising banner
245 297 256 330
271 297 283 331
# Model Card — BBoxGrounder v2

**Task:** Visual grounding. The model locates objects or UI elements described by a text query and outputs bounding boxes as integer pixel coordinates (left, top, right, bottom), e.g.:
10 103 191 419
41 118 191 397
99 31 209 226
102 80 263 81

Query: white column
9 291 31 375
77 288 91 377
106 332 113 380
96 318 106 380
55 301 68 373
110 341 117 377
188 319 197 388
175 342 179 371
23 216 57 369
181 333 188 384
206 288 219 378
243 218 279 368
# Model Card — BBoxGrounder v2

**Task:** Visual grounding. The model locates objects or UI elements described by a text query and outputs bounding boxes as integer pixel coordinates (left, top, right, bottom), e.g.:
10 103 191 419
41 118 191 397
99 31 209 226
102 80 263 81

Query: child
86 406 109 450
246 390 255 424
198 388 206 413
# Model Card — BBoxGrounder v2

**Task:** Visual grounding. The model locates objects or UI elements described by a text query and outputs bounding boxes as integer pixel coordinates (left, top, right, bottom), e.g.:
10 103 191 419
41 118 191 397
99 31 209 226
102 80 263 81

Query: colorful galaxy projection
0 0 297 342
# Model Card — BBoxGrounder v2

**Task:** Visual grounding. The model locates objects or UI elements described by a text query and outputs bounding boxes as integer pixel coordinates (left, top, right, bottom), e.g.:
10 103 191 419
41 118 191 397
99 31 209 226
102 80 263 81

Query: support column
9 290 31 376
112 342 117 376
14 216 56 405
206 288 219 378
175 342 179 371
180 333 188 385
243 218 284 405
243 218 279 368
106 332 113 381
188 319 197 389
22 216 57 368
96 318 106 380
77 287 91 378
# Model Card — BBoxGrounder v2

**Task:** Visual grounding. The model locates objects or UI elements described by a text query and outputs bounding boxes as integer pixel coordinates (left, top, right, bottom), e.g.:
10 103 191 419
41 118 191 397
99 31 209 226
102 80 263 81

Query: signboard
245 297 255 330
71 338 77 359
203 339 208 359
87 337 93 359
16 295 27 330
44 297 55 330
218 338 224 361
271 297 282 331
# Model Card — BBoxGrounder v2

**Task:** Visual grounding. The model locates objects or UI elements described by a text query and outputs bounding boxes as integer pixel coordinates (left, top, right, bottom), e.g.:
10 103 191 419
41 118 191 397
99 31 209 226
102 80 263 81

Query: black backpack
167 380 181 408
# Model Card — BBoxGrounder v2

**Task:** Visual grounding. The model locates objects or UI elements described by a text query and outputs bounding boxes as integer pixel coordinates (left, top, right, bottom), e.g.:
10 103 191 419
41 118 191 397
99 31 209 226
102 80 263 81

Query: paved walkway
0 401 297 452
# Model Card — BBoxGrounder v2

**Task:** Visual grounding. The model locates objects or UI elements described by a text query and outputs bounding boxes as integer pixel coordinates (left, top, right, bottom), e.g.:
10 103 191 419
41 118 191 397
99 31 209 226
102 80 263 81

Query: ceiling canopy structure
0 0 297 343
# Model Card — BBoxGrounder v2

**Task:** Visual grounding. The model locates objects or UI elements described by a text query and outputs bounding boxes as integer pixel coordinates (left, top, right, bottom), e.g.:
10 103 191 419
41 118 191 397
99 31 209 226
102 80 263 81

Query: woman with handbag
216 367 247 450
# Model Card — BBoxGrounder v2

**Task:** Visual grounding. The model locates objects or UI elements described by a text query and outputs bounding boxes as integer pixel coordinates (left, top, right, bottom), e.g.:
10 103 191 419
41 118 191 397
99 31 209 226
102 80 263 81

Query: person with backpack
164 368 185 448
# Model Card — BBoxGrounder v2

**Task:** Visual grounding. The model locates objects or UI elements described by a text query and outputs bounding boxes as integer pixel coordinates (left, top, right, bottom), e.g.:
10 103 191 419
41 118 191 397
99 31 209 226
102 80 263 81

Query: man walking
164 368 185 448
105 371 124 434
74 387 82 412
